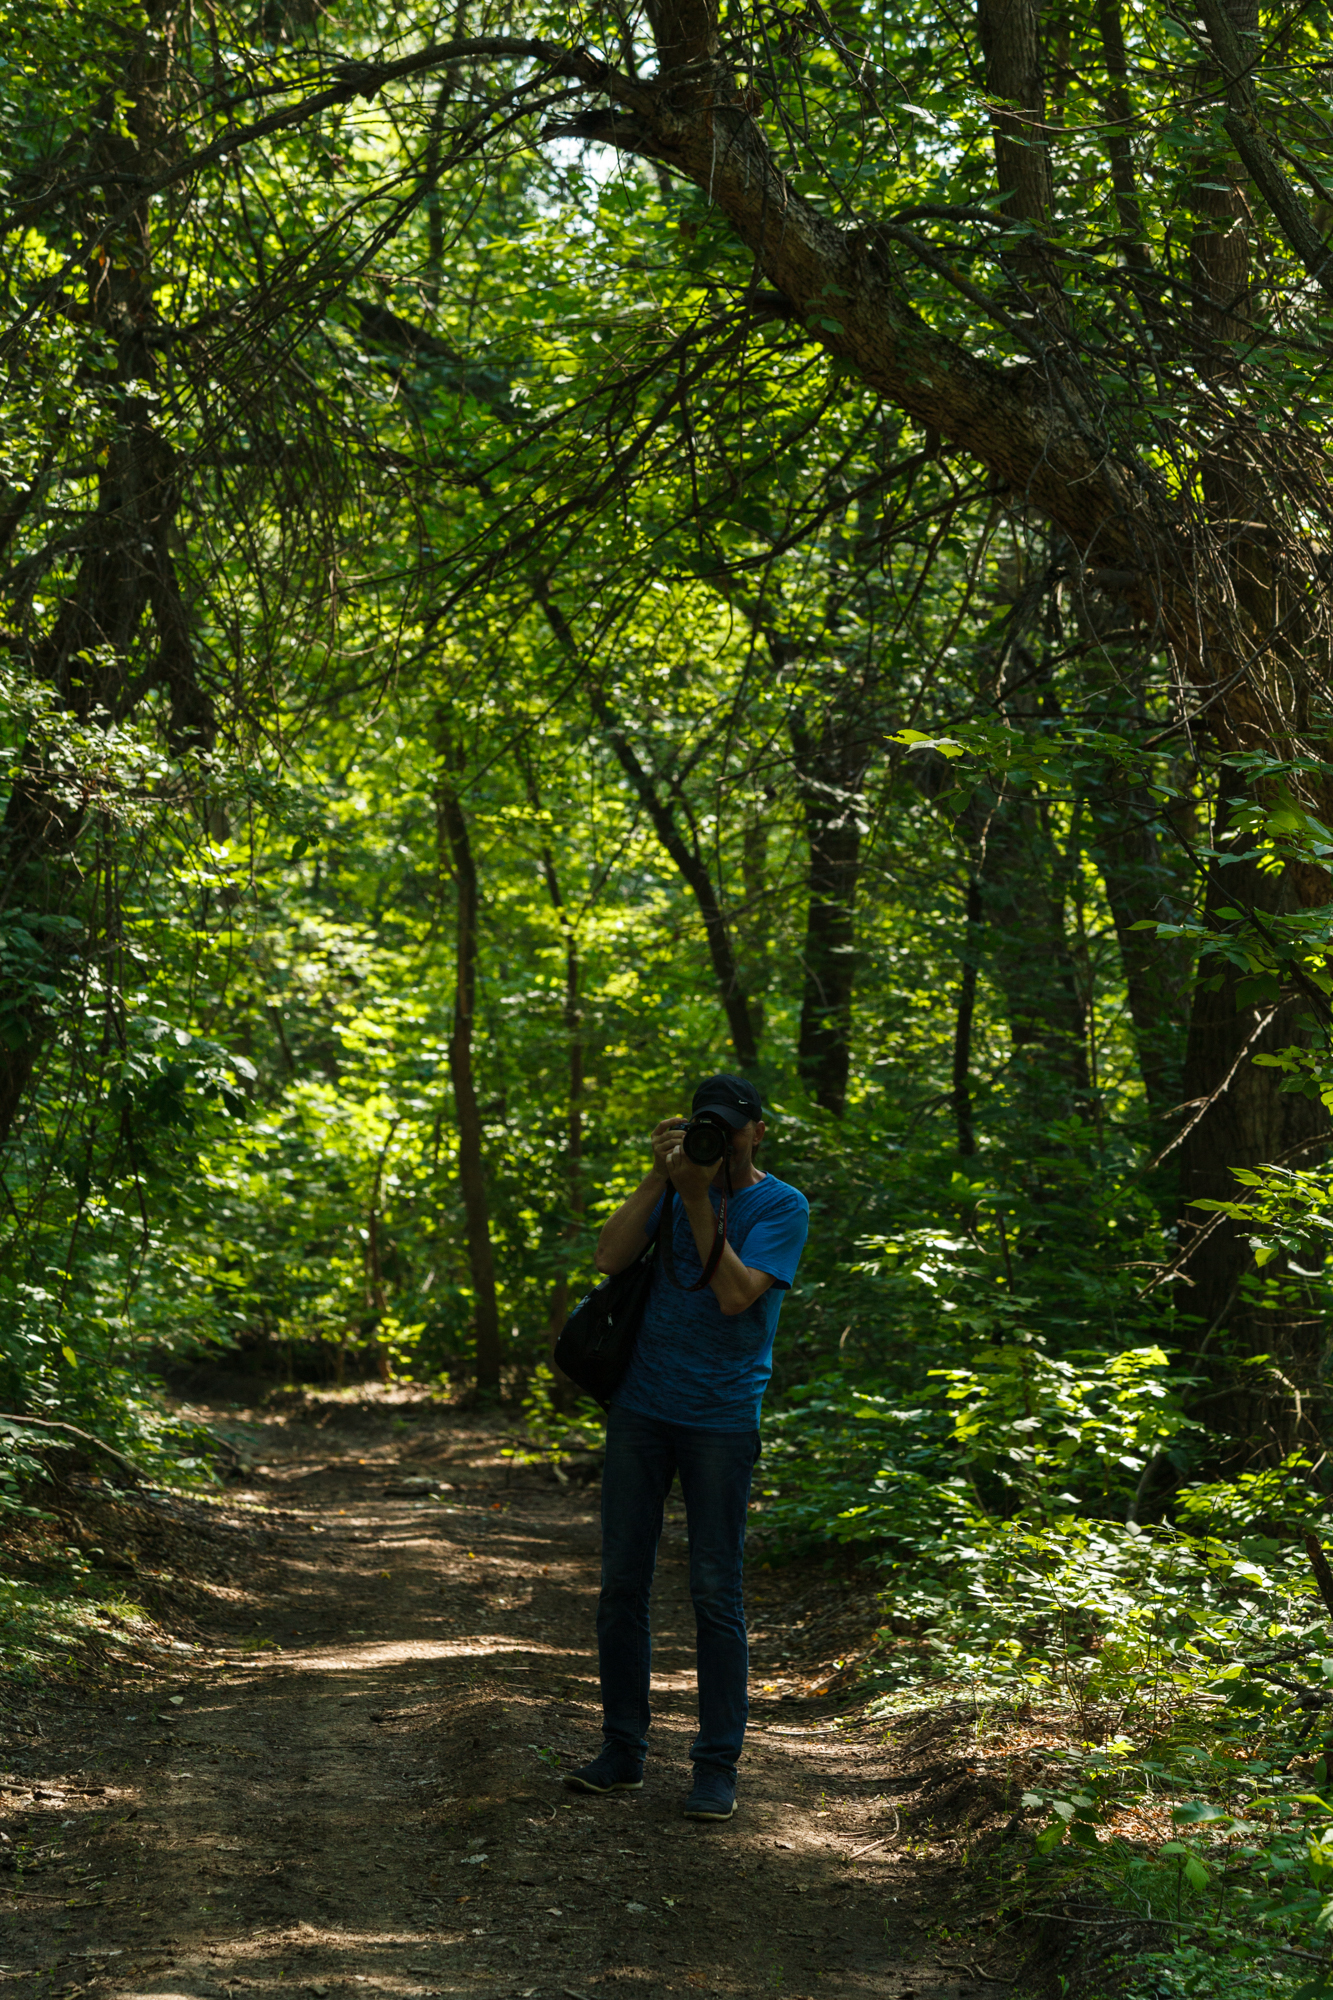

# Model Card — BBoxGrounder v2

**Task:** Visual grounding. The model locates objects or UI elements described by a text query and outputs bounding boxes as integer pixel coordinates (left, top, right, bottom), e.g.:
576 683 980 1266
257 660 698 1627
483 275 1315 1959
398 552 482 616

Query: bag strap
646 1186 672 1260
658 1155 730 1293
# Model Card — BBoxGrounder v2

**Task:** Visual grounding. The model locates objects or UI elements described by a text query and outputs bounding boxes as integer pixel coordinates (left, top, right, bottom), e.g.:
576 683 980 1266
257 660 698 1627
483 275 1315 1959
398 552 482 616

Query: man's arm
596 1117 781 1312
594 1169 667 1276
675 1188 776 1316
596 1120 693 1273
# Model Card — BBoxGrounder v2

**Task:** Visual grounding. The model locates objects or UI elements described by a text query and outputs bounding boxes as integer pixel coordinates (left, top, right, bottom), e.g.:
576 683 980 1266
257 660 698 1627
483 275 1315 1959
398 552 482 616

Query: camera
680 1113 730 1166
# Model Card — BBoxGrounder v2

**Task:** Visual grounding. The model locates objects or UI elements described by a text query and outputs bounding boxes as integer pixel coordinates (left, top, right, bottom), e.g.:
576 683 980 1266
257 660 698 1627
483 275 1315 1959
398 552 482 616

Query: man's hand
593 1120 686 1276
596 1108 773 1303
649 1116 684 1181
652 1117 717 1201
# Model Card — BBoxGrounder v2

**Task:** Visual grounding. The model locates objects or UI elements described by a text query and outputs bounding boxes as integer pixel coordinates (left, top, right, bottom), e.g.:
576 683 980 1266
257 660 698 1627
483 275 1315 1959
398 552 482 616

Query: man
565 1073 809 1822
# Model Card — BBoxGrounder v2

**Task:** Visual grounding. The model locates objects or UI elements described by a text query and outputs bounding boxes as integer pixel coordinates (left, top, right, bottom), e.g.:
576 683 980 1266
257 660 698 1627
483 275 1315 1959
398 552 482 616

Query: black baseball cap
691 1073 763 1128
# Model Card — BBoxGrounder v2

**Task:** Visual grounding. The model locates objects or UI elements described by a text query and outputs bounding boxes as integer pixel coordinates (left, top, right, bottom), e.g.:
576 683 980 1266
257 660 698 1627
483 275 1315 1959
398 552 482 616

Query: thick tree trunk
792 710 869 1116
1161 0 1329 1453
977 0 1057 305
436 772 502 1395
1175 771 1328 1453
0 0 213 1152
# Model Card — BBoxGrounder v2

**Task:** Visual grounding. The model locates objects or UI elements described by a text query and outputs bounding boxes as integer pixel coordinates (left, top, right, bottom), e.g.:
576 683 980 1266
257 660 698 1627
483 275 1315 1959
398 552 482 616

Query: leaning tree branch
0 1413 143 1483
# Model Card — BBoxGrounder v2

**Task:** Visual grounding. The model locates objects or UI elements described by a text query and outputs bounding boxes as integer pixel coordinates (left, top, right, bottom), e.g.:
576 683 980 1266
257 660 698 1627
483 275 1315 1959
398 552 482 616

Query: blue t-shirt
613 1172 809 1431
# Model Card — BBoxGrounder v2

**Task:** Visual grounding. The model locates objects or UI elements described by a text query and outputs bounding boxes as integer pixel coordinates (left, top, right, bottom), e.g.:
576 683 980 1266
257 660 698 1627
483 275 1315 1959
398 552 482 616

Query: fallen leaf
168 1696 185 1707
625 1902 648 1914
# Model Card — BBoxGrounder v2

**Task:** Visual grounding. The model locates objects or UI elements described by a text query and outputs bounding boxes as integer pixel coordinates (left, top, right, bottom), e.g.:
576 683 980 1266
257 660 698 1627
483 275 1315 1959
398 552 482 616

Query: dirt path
1 1397 1023 2000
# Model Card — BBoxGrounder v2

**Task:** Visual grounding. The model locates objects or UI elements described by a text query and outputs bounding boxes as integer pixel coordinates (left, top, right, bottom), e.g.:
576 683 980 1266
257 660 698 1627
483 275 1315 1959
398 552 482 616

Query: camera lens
683 1120 727 1165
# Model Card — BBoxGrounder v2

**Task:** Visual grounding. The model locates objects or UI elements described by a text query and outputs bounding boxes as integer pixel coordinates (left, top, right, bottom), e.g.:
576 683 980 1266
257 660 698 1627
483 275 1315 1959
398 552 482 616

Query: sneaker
683 1767 736 1820
563 1746 644 1794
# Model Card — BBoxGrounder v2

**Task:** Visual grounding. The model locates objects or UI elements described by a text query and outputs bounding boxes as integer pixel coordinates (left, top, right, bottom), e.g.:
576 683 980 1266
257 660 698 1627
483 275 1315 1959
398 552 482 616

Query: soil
0 1391 1046 2000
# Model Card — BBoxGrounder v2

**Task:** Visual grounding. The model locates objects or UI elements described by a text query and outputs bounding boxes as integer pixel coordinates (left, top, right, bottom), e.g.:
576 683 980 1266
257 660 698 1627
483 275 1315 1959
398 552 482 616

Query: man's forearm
679 1190 774 1316
594 1172 668 1275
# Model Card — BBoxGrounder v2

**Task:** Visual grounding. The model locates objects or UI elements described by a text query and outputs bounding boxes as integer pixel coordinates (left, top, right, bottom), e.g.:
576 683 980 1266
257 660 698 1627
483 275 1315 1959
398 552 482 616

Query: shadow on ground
1 1392 1023 2000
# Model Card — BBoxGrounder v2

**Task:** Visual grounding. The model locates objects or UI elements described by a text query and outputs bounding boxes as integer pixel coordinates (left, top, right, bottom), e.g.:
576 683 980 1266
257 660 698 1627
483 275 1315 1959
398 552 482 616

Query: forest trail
3 1396 1025 2000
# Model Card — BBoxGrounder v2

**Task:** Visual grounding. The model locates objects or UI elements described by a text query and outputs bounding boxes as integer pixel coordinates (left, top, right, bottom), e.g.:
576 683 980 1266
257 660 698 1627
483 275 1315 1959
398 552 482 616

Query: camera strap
659 1155 730 1292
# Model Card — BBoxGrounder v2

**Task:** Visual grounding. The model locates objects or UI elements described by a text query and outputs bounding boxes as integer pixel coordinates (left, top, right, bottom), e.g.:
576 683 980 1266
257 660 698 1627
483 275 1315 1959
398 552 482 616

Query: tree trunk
1089 781 1193 1116
436 768 502 1395
364 1120 400 1385
973 788 1090 1115
792 708 870 1115
1161 0 1329 1451
598 697 761 1070
525 770 586 1408
740 810 769 1047
1175 769 1328 1454
953 875 983 1155
0 0 213 1151
1190 0 1256 365
1094 0 1151 269
977 0 1058 304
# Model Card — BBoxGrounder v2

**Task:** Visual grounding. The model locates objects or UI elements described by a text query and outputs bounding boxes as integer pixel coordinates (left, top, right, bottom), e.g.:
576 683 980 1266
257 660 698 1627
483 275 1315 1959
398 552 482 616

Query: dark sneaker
563 1747 644 1794
684 1768 736 1820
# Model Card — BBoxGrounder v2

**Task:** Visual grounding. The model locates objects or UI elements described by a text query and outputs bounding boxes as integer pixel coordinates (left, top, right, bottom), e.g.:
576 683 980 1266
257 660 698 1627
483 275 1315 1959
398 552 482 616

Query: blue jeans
597 1403 760 1778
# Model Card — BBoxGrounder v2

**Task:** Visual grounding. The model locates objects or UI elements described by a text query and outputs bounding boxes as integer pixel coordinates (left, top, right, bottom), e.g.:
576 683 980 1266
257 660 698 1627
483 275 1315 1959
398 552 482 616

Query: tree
435 747 502 1394
11 0 1333 1458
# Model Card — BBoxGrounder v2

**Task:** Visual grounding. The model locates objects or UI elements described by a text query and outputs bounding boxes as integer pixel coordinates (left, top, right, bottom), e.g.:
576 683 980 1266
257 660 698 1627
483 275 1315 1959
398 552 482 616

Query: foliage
5 15 1333 1999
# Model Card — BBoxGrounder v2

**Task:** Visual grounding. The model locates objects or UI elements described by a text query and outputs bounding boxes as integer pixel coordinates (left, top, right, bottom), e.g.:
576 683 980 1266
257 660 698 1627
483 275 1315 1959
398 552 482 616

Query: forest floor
0 1388 1112 2000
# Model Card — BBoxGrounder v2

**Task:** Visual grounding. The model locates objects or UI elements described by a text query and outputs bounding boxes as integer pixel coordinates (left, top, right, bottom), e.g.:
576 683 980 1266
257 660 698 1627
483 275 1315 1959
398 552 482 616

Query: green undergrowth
0 1563 159 1680
750 1356 1333 1996
0 1374 220 1677
0 1488 172 1679
502 1366 605 1467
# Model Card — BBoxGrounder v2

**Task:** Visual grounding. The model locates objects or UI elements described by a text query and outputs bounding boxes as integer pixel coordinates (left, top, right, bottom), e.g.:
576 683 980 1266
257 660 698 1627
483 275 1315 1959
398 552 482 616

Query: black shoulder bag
554 1166 731 1406
554 1193 671 1406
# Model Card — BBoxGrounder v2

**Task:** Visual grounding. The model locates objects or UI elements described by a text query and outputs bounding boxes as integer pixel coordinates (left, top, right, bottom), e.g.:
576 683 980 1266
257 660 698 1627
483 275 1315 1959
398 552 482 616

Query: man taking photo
565 1073 809 1822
